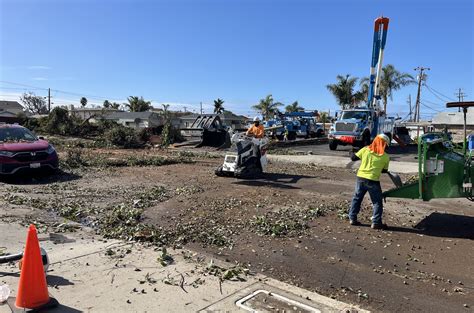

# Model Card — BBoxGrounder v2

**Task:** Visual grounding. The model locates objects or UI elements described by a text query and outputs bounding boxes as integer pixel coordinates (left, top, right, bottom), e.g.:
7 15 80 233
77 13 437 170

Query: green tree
284 101 304 113
103 100 111 108
360 64 415 112
213 98 225 114
126 96 151 112
20 92 48 114
252 94 283 120
326 75 365 110
110 102 121 110
80 97 88 108
45 107 76 135
318 111 329 132
319 112 329 123
359 80 370 103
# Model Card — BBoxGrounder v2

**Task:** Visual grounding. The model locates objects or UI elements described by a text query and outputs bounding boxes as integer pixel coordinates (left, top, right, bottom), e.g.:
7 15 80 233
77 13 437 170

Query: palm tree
162 103 170 117
360 64 415 112
379 65 415 113
252 94 283 120
80 97 88 108
108 102 120 110
359 79 370 103
213 98 225 114
126 96 151 112
319 111 329 132
318 112 329 123
326 75 364 110
285 101 304 113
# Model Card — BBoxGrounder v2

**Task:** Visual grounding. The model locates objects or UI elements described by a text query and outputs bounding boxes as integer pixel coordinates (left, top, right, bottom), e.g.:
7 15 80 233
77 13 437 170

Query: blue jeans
349 177 383 224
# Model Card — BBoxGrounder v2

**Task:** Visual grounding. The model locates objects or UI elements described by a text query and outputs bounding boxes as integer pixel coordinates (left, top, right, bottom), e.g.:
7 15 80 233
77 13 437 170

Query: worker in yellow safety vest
348 134 391 230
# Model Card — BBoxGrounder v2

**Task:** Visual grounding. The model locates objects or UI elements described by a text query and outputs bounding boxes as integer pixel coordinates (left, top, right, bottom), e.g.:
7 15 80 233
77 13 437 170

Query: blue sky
0 0 472 118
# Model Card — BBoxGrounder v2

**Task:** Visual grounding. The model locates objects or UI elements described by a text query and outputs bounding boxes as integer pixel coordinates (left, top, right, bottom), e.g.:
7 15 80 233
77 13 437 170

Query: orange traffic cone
15 224 56 310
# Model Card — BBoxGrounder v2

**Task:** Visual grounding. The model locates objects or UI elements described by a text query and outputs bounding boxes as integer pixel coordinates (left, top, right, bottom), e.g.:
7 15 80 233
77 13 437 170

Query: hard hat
378 133 390 145
253 116 260 122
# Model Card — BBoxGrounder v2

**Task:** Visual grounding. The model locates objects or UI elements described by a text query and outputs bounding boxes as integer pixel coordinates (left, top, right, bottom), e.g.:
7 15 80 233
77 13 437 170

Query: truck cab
328 108 375 150
328 108 395 150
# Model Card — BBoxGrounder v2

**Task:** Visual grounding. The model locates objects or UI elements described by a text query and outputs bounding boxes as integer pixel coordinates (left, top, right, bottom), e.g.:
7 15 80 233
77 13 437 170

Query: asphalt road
285 142 419 163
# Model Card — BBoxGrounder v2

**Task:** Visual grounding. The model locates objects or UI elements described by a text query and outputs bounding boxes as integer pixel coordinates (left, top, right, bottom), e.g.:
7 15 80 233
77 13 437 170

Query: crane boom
367 17 389 110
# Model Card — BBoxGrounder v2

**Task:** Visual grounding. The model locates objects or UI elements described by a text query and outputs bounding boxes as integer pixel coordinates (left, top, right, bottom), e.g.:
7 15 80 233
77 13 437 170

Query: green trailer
383 101 474 202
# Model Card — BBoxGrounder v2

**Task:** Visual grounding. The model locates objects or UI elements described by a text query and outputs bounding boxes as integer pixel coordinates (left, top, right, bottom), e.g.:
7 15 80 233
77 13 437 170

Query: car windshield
341 111 368 120
0 128 37 142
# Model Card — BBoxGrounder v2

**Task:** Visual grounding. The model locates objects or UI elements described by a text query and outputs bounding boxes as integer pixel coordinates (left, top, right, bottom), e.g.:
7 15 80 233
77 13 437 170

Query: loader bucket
196 129 231 149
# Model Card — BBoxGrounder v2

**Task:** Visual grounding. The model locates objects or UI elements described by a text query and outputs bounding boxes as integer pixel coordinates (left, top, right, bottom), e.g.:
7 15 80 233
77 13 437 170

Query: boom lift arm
368 17 389 109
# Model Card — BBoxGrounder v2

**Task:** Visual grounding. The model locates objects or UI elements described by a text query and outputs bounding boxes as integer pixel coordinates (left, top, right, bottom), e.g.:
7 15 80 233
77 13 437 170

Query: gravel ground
0 147 472 312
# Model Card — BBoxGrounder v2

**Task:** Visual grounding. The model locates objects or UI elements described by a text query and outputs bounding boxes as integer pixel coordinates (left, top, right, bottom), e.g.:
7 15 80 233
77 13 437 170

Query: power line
0 80 122 102
423 83 456 101
422 99 445 107
0 86 46 91
0 80 49 91
423 84 451 103
420 101 442 112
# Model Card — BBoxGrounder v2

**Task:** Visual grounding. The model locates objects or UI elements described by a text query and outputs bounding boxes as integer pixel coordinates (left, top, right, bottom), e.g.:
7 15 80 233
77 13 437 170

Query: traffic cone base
15 225 58 310
8 297 58 313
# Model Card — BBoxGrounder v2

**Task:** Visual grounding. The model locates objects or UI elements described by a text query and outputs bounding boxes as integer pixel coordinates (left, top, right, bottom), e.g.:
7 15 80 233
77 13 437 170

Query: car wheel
329 140 338 150
215 166 225 177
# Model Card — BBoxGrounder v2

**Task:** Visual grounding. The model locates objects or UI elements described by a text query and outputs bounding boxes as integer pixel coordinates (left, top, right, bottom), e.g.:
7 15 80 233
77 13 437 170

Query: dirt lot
0 147 473 312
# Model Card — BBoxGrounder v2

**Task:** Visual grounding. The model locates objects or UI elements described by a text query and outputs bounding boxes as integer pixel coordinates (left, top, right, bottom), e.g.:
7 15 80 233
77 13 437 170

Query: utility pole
48 88 51 113
183 106 187 113
200 102 203 115
414 66 430 122
407 95 412 121
455 88 466 112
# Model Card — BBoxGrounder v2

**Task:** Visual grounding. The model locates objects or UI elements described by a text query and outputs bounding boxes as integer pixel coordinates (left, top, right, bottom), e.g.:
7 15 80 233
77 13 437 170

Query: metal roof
432 111 474 126
101 111 158 120
0 100 23 111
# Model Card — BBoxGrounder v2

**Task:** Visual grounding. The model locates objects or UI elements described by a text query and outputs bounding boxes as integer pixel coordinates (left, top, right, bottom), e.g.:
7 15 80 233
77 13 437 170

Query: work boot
350 219 361 226
371 223 388 230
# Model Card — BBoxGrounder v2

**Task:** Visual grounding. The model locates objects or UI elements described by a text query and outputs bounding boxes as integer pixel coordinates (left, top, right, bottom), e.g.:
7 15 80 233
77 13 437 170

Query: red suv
0 124 59 175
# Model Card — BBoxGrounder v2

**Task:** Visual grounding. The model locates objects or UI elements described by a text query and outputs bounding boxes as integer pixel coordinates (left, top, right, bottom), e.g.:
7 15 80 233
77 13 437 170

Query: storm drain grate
236 289 321 313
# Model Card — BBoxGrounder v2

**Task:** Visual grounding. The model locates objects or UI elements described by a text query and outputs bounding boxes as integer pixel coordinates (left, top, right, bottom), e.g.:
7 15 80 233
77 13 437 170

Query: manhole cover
236 289 321 313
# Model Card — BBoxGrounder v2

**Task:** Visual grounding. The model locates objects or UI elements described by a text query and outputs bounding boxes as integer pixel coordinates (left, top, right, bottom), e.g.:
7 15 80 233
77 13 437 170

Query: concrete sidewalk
269 154 418 174
0 223 368 312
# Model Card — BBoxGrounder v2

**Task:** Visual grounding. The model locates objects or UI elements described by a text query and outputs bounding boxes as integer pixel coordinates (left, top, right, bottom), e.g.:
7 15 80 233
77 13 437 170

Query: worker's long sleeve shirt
246 125 265 138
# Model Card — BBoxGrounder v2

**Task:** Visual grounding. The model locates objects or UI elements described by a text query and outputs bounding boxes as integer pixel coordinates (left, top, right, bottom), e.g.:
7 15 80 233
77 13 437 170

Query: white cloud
27 65 51 70
31 77 48 81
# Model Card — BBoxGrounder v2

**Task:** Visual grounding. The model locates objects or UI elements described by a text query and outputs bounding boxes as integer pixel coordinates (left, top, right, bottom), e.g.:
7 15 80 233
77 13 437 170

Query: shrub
137 127 153 143
16 112 43 131
61 148 86 169
104 125 142 148
161 122 183 147
44 107 78 135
